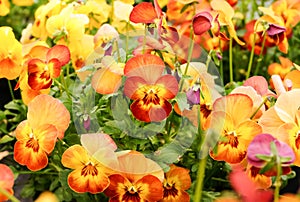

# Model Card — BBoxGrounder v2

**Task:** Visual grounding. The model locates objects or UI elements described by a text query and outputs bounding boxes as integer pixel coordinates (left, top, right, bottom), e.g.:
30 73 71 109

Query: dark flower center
25 136 39 153
122 186 141 202
81 162 98 177
163 183 178 198
143 88 161 106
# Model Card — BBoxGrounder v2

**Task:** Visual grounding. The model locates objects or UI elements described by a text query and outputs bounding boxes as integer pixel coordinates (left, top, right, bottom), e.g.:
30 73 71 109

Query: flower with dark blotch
124 54 178 122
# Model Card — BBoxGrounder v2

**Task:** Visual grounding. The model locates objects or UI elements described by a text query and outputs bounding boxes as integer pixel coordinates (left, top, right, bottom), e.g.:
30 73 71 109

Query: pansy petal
213 94 253 126
136 175 164 201
61 145 89 169
129 2 157 24
274 89 300 123
124 76 147 99
28 71 52 90
46 45 70 66
155 75 179 99
165 164 191 191
149 101 172 122
14 140 48 171
67 167 110 194
91 68 122 94
259 107 285 134
37 124 58 154
285 70 300 89
116 150 164 182
243 76 272 96
124 54 165 81
27 94 70 139
81 133 117 155
48 58 62 78
193 11 213 36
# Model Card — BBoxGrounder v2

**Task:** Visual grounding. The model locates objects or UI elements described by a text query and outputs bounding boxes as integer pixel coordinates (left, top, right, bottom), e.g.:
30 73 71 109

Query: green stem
179 29 195 91
274 151 282 202
194 156 207 202
254 32 267 75
246 31 257 79
229 36 233 83
0 186 20 202
115 40 121 62
125 22 129 61
58 75 72 100
7 80 15 100
250 96 267 119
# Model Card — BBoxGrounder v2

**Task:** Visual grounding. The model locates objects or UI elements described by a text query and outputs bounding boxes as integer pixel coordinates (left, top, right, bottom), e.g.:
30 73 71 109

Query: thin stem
125 22 129 61
229 36 233 83
254 32 267 75
0 186 20 202
115 40 121 62
194 156 207 202
274 150 282 202
246 31 257 79
179 29 195 91
7 80 15 100
250 96 267 119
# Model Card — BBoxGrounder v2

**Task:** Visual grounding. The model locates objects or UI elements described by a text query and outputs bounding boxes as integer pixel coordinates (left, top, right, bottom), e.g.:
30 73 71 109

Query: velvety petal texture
123 54 178 122
129 2 157 24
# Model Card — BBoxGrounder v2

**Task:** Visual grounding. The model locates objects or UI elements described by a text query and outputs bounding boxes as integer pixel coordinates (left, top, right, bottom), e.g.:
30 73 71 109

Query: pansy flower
124 54 178 122
268 56 293 79
104 150 164 202
208 94 262 164
247 133 295 176
27 44 70 91
14 94 70 171
160 164 191 202
62 133 118 194
0 164 14 201
0 26 23 80
193 11 220 36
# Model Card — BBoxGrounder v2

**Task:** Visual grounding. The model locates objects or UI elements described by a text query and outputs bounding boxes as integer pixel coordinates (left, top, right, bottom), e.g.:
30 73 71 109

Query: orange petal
165 164 191 191
116 150 164 183
129 2 157 24
213 94 253 126
14 140 49 171
123 76 147 99
285 70 300 89
131 98 172 122
48 58 62 78
259 107 285 134
61 145 90 169
27 94 70 139
91 68 122 94
46 45 70 66
155 75 178 99
0 164 14 202
124 54 165 80
67 166 110 194
135 175 163 201
104 174 128 199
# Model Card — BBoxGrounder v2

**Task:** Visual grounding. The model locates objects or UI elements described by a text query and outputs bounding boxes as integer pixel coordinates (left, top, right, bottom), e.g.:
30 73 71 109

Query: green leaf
174 92 189 111
0 135 14 144
259 161 275 174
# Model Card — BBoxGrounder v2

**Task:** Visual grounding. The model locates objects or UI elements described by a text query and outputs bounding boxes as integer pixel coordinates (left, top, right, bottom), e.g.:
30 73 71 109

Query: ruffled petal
129 2 157 24
46 45 70 66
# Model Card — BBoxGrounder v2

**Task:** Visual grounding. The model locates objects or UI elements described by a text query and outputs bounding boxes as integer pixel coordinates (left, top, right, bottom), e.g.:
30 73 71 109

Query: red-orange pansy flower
27 45 70 90
14 94 70 171
0 164 14 201
104 150 164 202
160 164 191 202
129 0 162 24
61 133 118 194
123 54 178 122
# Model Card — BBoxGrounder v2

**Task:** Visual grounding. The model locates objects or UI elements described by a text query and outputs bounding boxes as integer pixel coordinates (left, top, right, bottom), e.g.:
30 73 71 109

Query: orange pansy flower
124 54 178 122
61 133 118 194
208 94 262 164
14 121 58 171
268 56 293 79
14 94 70 171
0 26 23 80
0 164 14 201
160 164 191 202
27 45 70 91
104 150 164 202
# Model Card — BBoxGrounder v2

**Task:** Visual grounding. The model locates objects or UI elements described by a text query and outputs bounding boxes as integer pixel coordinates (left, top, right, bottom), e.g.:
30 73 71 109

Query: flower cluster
1 0 300 202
